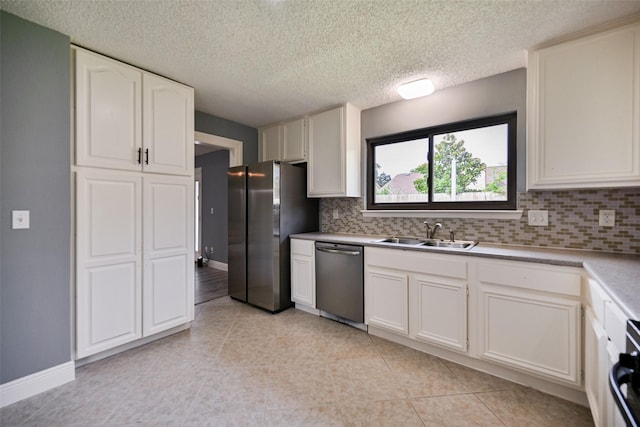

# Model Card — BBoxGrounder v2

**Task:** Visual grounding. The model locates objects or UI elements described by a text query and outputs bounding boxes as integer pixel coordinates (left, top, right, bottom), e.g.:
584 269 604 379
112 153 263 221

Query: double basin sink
372 236 478 250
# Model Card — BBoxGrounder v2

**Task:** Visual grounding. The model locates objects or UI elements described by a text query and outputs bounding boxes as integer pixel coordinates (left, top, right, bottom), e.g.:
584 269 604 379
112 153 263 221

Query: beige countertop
291 232 640 320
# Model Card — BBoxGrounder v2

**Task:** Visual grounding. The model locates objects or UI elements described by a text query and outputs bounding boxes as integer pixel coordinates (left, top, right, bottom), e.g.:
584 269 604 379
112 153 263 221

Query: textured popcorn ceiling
2 0 640 128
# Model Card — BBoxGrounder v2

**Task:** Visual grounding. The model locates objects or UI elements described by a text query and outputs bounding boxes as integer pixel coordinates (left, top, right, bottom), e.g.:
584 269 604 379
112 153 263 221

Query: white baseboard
207 260 228 271
0 361 75 408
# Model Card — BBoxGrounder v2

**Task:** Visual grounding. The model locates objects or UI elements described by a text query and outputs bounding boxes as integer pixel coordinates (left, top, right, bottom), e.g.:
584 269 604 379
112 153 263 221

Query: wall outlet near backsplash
319 188 640 254
527 210 548 226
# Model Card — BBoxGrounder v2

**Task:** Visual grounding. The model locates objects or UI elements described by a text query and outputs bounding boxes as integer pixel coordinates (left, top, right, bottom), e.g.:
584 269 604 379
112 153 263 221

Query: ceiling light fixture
397 78 435 99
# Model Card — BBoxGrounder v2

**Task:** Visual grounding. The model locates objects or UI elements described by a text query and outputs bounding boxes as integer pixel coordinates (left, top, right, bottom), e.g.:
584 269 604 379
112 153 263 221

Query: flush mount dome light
397 78 435 99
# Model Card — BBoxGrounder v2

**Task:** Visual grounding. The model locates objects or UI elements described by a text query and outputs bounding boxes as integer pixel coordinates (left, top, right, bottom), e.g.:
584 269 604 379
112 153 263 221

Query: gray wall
195 150 230 263
362 68 527 192
195 110 259 164
194 111 258 265
1 12 72 383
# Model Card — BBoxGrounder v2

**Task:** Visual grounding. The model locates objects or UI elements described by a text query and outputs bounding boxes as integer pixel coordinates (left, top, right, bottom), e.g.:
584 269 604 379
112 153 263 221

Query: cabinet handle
145 149 149 165
137 148 142 164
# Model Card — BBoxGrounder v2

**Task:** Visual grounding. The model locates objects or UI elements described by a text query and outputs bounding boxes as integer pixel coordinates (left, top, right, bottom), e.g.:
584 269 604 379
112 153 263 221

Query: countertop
291 232 640 320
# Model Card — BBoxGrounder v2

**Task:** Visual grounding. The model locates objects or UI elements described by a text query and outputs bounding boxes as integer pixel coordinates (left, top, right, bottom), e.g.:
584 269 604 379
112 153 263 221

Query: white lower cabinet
410 274 467 352
365 248 467 343
476 261 582 386
584 307 608 427
290 239 315 308
366 268 409 335
76 169 193 358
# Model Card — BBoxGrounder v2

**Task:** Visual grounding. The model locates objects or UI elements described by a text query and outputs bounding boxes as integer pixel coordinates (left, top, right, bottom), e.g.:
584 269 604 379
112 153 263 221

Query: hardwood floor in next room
195 265 228 304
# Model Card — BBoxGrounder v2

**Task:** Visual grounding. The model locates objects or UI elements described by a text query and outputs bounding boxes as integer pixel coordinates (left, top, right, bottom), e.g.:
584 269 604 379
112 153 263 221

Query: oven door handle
609 358 639 427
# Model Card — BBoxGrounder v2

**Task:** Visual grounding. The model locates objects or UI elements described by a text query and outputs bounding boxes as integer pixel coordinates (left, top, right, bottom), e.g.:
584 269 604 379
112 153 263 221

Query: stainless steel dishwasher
315 242 364 323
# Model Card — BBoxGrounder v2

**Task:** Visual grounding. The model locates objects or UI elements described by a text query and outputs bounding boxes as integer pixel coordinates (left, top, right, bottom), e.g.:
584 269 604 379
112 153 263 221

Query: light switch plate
12 210 30 229
333 209 339 220
599 209 615 227
528 210 548 226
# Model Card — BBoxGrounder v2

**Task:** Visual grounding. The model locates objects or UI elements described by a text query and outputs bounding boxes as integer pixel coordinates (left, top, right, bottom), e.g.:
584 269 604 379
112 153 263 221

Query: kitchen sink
421 239 477 249
374 237 425 245
373 237 478 250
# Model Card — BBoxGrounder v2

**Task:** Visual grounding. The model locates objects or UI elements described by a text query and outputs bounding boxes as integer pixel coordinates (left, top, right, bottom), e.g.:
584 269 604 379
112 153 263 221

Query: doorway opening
193 132 243 305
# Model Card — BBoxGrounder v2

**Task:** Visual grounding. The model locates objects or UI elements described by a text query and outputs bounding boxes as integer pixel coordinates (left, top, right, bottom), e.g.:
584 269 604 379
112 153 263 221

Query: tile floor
1 297 594 426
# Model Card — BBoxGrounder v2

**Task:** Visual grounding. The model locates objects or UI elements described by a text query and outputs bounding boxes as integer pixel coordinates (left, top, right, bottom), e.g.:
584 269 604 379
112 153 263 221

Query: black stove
610 319 640 427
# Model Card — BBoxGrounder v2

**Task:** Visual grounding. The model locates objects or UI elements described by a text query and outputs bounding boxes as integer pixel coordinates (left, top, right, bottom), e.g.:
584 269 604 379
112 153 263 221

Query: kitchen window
366 112 517 211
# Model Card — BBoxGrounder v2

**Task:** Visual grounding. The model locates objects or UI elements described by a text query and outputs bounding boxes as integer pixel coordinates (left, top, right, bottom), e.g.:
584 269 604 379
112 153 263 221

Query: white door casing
194 131 243 167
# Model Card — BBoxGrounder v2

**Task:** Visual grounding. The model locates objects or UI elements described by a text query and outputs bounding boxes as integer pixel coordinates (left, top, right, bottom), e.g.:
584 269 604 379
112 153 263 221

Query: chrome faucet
423 221 443 239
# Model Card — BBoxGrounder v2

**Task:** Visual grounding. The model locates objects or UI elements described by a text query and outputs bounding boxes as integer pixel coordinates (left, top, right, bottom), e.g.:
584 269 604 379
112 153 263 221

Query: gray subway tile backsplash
319 188 640 254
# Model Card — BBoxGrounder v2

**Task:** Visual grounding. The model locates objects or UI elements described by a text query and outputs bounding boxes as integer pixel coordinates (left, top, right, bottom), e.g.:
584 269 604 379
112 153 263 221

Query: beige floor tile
269 335 335 366
267 365 341 410
189 366 270 413
228 316 278 339
411 394 505 426
329 355 407 403
340 399 424 427
370 335 428 359
217 337 279 367
181 407 265 426
442 360 523 393
265 404 345 427
4 297 598 427
476 387 594 427
385 354 471 397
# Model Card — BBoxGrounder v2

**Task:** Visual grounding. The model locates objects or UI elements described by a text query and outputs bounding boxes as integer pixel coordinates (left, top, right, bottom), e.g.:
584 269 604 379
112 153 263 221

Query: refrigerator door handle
316 247 361 256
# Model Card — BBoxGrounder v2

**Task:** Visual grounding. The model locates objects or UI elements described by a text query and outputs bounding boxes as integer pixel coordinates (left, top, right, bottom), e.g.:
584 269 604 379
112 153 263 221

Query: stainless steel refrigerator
228 161 318 312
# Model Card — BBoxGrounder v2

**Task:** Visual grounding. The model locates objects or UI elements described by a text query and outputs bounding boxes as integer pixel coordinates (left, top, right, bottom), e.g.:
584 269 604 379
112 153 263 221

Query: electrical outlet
332 209 339 220
599 209 615 227
528 210 548 226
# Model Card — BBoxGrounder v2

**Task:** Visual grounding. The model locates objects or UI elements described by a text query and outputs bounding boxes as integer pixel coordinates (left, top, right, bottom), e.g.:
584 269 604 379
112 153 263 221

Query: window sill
360 209 524 220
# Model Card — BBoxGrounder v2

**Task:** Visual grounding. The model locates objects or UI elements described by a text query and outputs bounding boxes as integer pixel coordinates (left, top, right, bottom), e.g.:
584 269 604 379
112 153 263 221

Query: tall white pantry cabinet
73 47 195 358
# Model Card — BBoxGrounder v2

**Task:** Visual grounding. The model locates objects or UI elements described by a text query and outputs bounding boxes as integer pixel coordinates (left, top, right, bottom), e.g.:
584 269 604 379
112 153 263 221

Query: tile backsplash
320 188 640 254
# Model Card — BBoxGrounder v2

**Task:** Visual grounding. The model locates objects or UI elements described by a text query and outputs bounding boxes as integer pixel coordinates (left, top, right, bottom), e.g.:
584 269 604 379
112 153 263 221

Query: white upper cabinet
308 103 361 197
527 22 640 189
259 118 307 163
75 48 194 176
142 73 194 176
260 124 282 162
75 49 142 172
282 118 306 162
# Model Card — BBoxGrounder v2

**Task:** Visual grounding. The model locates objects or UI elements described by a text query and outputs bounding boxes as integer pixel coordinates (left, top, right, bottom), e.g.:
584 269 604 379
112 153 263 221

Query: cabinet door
291 239 315 306
411 275 467 352
585 307 608 427
477 284 581 386
291 255 314 307
143 175 194 336
365 268 409 335
308 107 345 196
260 125 282 162
528 24 640 189
142 73 194 176
75 49 142 171
76 170 142 358
282 118 306 162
